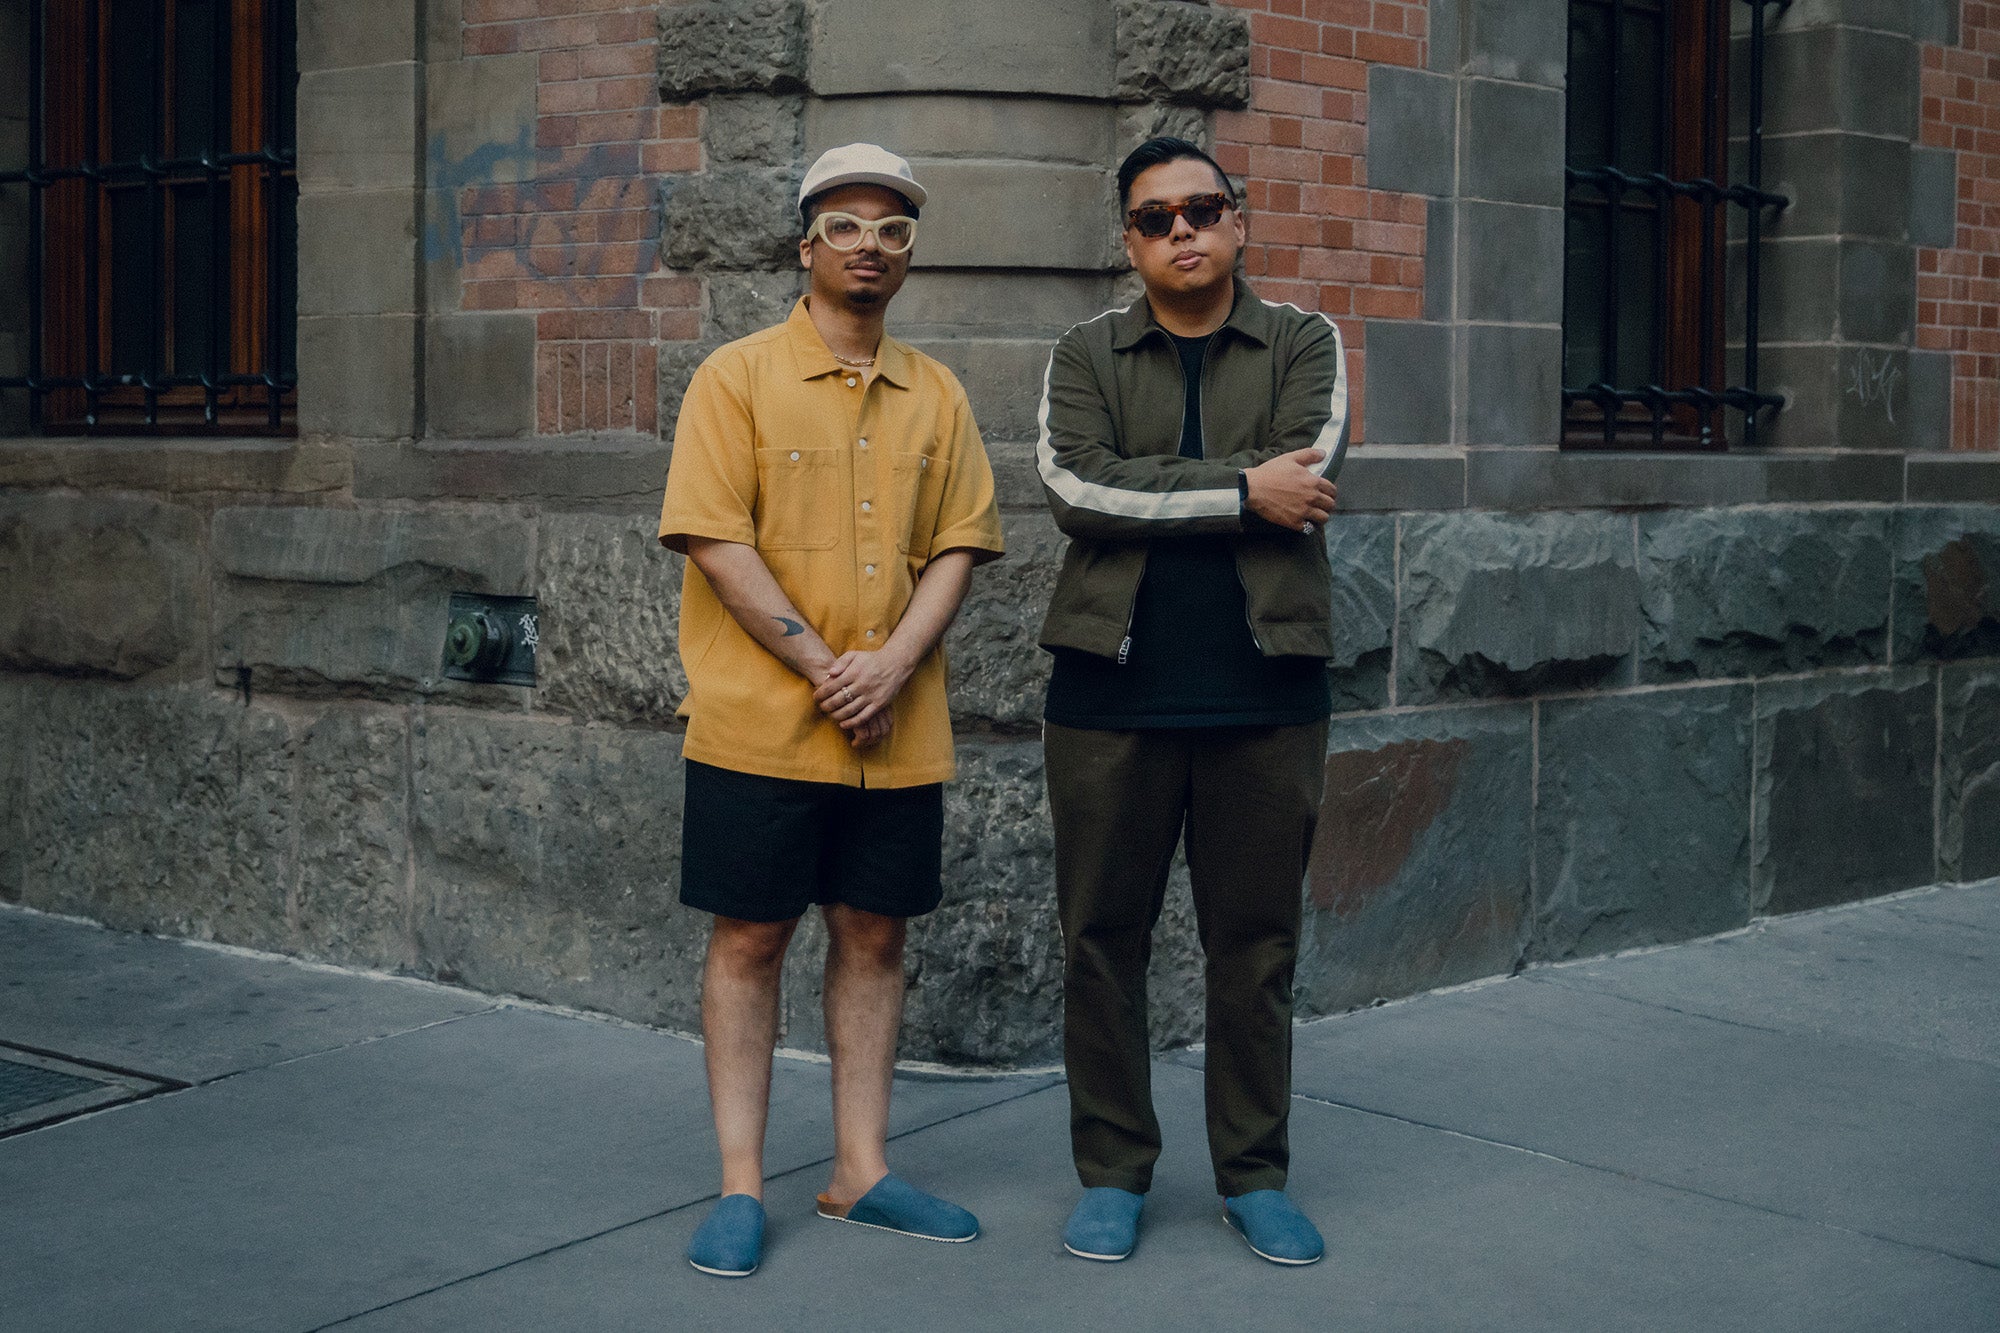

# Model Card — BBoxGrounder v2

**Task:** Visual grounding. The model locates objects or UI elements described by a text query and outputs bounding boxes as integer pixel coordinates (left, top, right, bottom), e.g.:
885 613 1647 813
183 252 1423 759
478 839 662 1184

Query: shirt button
920 458 929 469
789 451 800 461
860 500 872 512
845 377 857 387
865 564 876 575
865 630 876 639
858 437 868 449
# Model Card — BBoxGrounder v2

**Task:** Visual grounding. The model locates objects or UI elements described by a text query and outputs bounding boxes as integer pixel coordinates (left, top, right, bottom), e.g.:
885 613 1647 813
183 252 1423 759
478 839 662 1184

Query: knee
825 907 906 972
709 917 798 975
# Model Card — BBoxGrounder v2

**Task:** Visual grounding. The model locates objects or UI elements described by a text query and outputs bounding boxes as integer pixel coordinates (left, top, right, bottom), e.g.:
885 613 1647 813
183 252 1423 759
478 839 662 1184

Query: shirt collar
786 297 913 389
1109 276 1274 352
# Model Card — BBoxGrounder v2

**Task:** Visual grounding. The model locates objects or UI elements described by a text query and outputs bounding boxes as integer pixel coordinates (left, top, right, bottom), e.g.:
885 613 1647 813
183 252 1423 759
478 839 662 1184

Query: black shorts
679 760 946 923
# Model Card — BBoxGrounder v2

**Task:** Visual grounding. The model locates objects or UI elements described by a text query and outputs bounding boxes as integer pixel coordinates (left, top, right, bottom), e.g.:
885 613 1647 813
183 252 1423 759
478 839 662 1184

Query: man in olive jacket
1038 137 1346 1268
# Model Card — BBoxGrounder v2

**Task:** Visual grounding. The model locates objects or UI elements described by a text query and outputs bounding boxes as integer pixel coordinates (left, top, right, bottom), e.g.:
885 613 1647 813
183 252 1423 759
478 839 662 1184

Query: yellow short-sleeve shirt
658 298 1006 789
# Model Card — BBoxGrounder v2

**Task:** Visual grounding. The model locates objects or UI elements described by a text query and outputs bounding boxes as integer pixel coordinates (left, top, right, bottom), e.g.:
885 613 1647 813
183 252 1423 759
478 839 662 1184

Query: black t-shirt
1043 331 1331 730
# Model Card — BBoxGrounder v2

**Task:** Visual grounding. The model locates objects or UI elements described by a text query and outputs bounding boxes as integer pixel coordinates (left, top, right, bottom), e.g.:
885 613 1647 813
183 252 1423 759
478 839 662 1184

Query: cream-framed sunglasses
806 211 918 255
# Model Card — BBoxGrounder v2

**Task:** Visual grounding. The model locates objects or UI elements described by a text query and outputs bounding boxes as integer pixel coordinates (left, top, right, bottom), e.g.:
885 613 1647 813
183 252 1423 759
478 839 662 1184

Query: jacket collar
786 297 913 389
1109 276 1273 352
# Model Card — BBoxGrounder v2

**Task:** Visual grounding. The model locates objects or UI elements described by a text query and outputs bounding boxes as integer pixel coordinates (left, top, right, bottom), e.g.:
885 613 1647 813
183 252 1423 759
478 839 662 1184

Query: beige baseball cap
798 143 928 210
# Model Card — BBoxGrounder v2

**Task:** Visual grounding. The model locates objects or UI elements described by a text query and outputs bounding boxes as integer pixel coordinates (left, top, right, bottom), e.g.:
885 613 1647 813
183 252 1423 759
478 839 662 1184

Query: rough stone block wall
4 492 1996 1066
1918 3 2000 451
3 0 1998 1074
1214 0 1430 441
451 0 705 436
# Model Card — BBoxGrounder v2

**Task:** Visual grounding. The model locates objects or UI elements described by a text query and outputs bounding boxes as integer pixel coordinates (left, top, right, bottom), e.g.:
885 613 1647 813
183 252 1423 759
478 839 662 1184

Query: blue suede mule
1063 1187 1145 1261
816 1173 979 1243
1222 1190 1324 1266
686 1194 765 1277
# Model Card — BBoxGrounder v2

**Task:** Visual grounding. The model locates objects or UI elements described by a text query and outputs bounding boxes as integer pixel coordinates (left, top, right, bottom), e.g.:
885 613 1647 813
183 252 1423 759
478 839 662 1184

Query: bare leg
702 914 800 1200
820 902 907 1205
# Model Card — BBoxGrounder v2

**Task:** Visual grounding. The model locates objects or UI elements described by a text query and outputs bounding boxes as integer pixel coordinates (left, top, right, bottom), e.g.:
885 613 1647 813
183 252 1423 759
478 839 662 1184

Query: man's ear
799 236 813 271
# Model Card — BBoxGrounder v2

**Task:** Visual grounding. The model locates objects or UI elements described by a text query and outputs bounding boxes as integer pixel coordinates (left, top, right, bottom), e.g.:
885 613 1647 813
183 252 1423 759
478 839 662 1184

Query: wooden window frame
37 0 295 435
1561 0 1731 451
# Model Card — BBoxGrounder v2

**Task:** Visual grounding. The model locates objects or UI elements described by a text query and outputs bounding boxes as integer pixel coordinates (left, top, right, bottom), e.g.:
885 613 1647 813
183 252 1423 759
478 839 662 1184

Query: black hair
1116 136 1235 212
799 187 921 235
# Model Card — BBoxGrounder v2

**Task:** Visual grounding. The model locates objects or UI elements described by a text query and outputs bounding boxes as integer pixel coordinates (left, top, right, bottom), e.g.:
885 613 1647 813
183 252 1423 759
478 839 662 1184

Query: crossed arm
684 537 976 750
1037 317 1346 541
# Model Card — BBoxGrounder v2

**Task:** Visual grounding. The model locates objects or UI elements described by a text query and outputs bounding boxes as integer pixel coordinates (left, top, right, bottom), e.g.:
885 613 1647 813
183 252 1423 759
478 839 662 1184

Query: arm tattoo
775 616 806 637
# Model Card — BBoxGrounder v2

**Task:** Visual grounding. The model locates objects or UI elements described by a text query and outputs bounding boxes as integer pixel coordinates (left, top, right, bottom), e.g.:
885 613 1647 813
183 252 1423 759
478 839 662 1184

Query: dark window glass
172 181 226 375
1613 4 1661 172
273 1 298 152
1615 202 1659 386
1563 205 1606 387
173 0 227 157
106 19 156 164
108 189 152 374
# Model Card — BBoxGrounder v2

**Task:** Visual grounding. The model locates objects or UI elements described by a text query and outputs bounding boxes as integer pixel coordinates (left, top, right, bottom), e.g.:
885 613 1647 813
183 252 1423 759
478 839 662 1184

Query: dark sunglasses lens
1133 208 1175 238
1184 200 1224 229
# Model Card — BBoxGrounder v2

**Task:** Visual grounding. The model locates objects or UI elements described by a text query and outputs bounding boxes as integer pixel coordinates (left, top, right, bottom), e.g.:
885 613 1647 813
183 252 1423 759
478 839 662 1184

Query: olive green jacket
1035 277 1349 661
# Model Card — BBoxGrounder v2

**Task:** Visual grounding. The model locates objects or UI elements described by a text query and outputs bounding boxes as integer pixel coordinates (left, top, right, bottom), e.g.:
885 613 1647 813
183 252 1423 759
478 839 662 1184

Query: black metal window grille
1561 0 1789 449
0 0 298 435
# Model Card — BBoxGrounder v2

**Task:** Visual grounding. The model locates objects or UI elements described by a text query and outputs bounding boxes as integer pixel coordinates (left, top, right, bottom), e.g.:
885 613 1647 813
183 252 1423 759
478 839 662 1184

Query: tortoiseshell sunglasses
1125 193 1235 239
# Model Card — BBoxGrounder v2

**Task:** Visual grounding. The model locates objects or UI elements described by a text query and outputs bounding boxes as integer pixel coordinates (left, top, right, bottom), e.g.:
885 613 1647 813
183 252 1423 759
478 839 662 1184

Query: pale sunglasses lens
820 215 864 248
872 218 915 253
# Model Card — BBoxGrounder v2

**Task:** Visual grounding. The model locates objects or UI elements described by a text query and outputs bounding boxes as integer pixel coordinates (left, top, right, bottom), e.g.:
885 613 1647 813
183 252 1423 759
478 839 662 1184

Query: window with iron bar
1562 0 1788 449
0 0 298 435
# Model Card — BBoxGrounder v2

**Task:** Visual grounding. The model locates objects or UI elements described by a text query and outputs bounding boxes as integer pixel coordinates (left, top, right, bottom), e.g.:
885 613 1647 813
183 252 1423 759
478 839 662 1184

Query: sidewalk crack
192 1007 506 1090
304 1077 1063 1330
1519 973 1792 1035
1289 1090 2000 1275
1520 973 2000 1071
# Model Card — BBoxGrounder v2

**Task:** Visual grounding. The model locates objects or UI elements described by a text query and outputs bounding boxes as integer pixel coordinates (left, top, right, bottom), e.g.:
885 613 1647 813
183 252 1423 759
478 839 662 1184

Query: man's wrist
798 648 838 684
876 638 922 679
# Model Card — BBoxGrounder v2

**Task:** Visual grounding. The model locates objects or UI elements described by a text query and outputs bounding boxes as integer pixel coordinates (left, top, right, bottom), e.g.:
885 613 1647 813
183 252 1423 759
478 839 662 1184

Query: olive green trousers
1044 719 1328 1198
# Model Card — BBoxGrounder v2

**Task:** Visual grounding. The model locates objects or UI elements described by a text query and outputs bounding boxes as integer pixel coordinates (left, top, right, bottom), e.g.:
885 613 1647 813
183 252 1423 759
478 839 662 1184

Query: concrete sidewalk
2 881 1997 1333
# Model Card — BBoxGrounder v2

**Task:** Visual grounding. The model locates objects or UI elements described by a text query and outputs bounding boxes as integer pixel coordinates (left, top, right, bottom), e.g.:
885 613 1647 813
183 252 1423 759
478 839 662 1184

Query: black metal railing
0 1 297 434
1561 0 1790 449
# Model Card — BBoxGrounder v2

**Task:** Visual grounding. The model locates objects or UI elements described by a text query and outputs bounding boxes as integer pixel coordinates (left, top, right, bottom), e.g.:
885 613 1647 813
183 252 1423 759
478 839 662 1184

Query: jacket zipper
1121 327 1207 668
1197 332 1266 655
1234 558 1265 654
1118 547 1145 663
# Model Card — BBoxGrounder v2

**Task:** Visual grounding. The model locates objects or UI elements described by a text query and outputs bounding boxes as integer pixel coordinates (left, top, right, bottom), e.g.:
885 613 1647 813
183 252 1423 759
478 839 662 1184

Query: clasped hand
1244 447 1338 532
812 648 913 750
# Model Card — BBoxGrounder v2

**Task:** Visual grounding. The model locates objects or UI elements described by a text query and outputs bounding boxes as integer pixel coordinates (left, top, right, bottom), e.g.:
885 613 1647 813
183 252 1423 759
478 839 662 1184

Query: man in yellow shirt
658 144 1004 1278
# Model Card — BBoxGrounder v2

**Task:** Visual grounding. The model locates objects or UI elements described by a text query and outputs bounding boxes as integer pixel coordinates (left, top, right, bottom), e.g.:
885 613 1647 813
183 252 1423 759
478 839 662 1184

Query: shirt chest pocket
753 448 839 551
891 453 951 555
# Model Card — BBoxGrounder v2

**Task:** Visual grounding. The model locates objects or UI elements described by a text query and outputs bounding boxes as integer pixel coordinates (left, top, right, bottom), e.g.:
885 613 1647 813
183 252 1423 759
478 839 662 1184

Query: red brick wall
1215 0 1431 443
457 1 1426 443
458 0 702 436
1919 1 2000 452
454 4 1994 453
